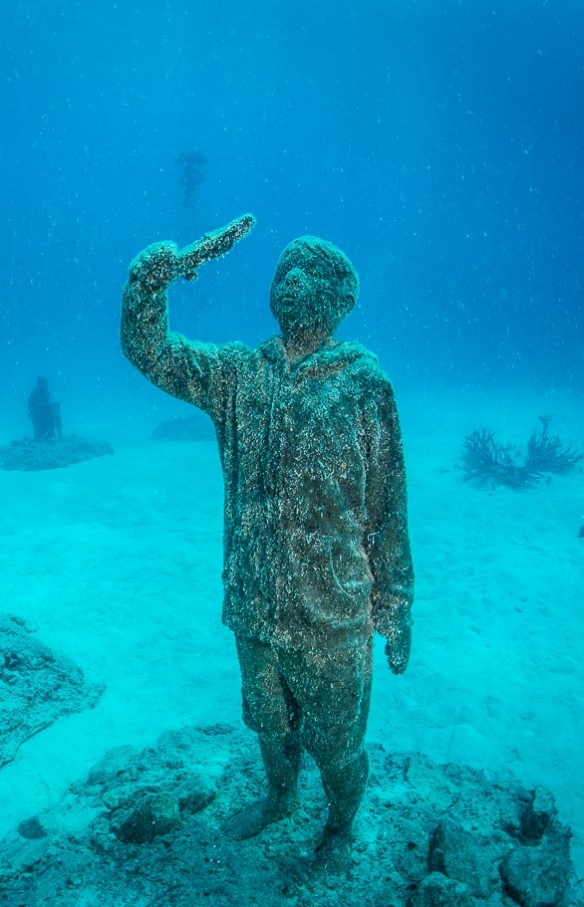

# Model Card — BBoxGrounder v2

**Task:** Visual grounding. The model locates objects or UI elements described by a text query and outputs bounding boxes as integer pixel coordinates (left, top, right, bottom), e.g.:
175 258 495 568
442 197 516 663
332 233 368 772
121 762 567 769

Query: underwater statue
176 150 207 212
28 376 62 441
121 215 414 856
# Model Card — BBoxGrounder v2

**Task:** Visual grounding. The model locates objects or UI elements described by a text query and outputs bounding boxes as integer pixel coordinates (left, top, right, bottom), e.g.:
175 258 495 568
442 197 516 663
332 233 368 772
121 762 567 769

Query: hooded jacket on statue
121 233 413 654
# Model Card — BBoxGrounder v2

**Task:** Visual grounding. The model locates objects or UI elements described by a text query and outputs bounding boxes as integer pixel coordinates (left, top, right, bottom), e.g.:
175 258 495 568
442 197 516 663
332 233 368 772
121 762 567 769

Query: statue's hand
128 241 180 293
127 216 255 290
385 620 412 675
178 213 256 281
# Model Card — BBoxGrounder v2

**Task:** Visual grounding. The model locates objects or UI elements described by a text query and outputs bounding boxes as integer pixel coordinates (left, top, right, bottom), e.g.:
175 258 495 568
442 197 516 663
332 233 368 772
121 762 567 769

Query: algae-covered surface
1 723 579 907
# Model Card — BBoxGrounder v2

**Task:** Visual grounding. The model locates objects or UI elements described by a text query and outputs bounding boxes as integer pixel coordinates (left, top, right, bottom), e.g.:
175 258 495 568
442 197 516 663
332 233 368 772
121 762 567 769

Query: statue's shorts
235 633 372 771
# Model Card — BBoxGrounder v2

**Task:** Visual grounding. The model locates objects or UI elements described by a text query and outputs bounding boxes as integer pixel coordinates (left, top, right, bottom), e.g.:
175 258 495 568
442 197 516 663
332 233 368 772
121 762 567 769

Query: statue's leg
281 635 373 849
258 727 302 818
319 748 369 841
225 634 302 840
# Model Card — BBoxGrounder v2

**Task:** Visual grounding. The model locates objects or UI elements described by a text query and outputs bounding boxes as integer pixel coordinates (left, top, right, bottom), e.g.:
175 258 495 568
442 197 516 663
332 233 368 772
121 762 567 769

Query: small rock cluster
150 413 214 442
372 750 574 907
86 741 216 851
411 794 571 907
0 726 580 907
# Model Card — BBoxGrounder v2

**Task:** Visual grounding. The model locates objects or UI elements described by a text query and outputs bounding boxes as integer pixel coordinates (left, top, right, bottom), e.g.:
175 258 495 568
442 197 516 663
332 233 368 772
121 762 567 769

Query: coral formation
460 415 583 490
460 429 537 490
526 413 583 474
0 613 103 766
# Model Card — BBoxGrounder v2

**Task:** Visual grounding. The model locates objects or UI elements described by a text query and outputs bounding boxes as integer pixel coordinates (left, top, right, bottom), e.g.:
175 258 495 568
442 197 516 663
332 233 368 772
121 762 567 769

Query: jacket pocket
327 538 373 609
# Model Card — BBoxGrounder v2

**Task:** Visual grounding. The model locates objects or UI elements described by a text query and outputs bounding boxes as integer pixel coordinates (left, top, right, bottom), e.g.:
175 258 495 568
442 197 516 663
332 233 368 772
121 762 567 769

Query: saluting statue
121 215 414 857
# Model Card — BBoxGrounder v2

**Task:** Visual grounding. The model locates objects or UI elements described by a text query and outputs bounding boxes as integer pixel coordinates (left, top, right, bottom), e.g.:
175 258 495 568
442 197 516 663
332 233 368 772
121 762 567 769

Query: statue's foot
224 790 299 841
312 825 354 875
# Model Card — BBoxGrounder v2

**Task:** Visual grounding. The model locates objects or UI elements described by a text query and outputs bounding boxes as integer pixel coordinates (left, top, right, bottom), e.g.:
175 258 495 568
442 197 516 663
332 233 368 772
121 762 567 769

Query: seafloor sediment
0 436 113 471
0 723 579 907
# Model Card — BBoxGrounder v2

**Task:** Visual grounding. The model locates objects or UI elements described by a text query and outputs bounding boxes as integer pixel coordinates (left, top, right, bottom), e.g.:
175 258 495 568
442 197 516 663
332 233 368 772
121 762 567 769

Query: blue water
1 0 584 896
2 0 582 437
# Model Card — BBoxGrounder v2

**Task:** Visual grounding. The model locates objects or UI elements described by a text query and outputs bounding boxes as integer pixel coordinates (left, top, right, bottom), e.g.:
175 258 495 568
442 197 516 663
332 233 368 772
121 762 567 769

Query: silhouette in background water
121 215 414 862
175 150 207 214
28 377 62 441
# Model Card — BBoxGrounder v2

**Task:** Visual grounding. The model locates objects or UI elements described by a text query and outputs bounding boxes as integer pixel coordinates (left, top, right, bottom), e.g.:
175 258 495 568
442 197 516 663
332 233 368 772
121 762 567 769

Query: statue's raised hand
178 213 256 281
127 213 256 293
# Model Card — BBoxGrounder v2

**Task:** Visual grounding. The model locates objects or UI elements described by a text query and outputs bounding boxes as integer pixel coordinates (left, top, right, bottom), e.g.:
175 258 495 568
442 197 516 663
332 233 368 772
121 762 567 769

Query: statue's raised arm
125 212 256 293
121 213 256 417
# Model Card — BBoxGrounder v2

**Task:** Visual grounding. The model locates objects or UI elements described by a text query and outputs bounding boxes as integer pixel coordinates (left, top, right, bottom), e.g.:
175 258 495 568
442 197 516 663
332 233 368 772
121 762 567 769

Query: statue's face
270 264 332 339
270 239 358 343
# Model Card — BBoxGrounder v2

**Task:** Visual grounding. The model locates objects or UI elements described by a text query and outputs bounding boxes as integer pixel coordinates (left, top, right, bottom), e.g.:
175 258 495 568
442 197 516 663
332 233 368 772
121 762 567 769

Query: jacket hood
259 335 377 380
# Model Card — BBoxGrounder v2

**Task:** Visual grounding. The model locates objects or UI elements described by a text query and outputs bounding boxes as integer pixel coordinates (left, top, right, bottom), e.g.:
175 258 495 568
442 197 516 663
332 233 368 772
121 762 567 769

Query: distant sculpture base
150 414 214 442
0 436 114 471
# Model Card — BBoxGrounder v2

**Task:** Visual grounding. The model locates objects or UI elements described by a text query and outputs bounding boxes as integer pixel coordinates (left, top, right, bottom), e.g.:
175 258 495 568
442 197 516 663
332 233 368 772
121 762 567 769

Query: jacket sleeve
120 242 246 425
363 374 414 639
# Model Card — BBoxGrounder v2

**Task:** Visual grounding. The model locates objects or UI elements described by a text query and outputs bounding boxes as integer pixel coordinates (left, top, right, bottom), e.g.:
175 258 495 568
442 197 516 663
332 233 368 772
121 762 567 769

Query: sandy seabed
0 385 582 883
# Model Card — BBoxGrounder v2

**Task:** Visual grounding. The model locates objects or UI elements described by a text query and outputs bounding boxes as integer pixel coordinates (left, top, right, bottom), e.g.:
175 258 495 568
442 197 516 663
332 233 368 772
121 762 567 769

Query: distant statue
28 377 62 441
175 150 207 212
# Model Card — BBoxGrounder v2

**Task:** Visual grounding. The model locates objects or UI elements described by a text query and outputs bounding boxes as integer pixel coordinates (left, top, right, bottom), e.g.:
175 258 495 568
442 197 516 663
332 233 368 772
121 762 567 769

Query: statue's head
270 236 359 345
